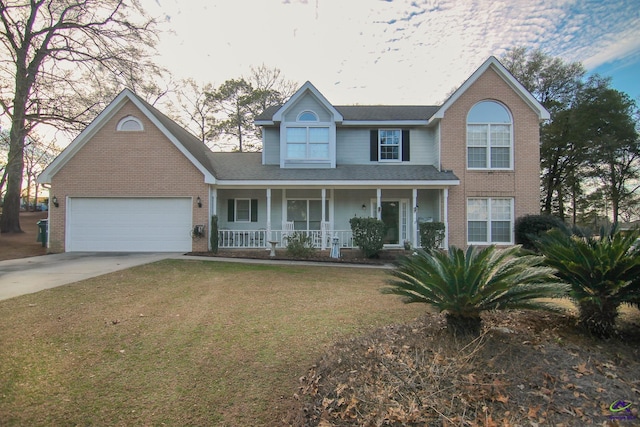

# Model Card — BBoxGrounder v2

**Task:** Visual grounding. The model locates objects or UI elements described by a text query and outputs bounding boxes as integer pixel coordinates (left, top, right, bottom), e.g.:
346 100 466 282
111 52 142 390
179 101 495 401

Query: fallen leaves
289 311 640 426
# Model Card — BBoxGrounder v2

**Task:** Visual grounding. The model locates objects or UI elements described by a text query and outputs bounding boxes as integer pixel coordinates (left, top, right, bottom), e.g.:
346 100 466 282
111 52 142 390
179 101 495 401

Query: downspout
443 188 449 249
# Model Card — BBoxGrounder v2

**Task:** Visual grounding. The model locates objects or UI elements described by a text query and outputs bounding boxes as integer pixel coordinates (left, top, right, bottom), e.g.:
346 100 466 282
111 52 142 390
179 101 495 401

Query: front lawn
0 260 424 426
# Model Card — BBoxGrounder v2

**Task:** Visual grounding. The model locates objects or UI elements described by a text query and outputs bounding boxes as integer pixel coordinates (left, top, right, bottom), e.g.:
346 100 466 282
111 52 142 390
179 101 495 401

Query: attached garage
66 197 193 252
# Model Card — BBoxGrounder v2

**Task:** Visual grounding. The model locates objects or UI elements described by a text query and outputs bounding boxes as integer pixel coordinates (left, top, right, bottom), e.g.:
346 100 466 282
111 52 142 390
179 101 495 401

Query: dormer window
297 111 318 122
285 110 329 160
117 115 144 131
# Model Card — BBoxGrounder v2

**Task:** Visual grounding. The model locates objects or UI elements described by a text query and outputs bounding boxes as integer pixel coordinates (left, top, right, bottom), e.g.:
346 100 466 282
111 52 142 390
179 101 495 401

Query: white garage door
67 197 193 252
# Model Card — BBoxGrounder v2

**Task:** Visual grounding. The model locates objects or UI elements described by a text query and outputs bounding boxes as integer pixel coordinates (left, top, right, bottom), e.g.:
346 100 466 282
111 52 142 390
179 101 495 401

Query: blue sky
144 0 640 105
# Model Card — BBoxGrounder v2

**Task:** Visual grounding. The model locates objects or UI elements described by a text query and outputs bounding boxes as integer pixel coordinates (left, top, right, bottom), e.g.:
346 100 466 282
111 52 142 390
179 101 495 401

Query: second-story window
467 101 512 170
286 110 329 160
379 129 401 161
370 129 410 162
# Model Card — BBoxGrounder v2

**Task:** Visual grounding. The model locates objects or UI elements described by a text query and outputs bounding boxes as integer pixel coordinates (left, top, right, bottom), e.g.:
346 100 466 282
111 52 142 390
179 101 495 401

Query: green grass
0 260 425 426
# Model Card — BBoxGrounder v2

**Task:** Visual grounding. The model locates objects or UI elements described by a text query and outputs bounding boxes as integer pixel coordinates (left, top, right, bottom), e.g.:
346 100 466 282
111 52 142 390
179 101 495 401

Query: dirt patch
0 211 48 261
286 310 640 426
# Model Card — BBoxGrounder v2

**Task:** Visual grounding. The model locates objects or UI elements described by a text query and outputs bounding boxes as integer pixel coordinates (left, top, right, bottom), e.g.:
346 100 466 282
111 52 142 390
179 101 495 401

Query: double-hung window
467 101 512 169
370 129 410 162
467 198 513 244
379 129 401 161
285 110 330 160
227 199 258 223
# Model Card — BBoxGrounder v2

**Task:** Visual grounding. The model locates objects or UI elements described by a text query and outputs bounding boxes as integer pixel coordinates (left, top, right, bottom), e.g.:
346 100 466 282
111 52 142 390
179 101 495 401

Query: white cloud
143 0 640 104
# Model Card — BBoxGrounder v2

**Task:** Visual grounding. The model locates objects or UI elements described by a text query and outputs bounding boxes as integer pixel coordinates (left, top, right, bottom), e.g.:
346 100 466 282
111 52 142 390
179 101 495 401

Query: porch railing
217 229 354 249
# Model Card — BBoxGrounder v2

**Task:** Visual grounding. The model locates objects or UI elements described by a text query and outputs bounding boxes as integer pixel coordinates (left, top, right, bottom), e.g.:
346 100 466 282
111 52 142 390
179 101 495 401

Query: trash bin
37 219 48 247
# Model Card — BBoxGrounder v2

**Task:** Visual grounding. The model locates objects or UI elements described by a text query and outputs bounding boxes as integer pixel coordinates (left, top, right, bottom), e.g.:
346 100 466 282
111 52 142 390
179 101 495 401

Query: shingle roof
207 153 458 183
256 105 440 122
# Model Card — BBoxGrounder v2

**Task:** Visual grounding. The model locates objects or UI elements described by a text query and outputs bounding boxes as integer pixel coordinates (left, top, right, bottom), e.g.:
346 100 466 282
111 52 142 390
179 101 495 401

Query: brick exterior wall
440 67 541 248
48 100 209 252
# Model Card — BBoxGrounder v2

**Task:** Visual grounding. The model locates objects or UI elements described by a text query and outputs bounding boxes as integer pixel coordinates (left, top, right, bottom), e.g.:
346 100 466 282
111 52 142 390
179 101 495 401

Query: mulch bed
187 248 410 266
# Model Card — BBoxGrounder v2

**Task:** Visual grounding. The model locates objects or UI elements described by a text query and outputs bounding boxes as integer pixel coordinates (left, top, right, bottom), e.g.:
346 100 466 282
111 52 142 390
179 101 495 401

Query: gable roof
430 56 550 122
39 89 217 184
257 58 547 125
272 81 343 123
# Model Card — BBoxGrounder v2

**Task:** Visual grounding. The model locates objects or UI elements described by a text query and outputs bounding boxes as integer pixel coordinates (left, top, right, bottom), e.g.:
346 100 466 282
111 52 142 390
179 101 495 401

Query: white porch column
266 188 272 241
321 188 327 250
443 188 449 249
376 188 382 220
211 188 217 216
412 188 418 248
282 189 287 230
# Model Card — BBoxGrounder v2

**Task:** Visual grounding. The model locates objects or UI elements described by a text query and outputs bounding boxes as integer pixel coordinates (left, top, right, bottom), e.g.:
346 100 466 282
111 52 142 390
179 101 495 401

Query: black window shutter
402 130 410 161
370 130 378 161
227 199 235 222
250 199 258 222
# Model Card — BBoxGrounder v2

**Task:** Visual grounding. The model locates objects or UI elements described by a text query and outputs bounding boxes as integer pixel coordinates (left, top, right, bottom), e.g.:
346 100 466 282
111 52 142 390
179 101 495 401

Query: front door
381 201 400 245
371 199 409 246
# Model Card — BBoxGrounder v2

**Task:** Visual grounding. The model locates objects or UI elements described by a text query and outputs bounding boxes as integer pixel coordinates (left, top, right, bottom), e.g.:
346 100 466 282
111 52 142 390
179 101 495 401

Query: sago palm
535 226 640 337
383 245 567 336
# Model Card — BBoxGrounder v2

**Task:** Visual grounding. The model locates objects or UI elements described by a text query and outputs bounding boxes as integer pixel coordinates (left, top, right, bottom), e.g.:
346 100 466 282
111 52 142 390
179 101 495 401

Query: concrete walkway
0 252 391 301
0 252 177 301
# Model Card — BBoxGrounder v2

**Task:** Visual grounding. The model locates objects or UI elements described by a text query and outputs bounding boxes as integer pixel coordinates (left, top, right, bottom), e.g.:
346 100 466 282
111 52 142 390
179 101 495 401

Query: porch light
196 196 202 208
361 204 366 210
414 205 418 212
52 196 59 208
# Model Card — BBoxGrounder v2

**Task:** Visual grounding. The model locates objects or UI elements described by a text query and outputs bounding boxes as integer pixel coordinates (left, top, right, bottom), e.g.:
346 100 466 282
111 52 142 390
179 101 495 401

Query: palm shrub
534 226 640 337
382 245 567 337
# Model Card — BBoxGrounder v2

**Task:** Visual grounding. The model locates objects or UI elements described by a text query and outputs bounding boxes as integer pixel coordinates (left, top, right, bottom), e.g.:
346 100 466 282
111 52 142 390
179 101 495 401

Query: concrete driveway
0 252 177 301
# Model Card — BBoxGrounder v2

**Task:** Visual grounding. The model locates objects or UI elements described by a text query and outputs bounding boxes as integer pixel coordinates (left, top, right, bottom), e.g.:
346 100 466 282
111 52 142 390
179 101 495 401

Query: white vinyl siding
336 128 437 165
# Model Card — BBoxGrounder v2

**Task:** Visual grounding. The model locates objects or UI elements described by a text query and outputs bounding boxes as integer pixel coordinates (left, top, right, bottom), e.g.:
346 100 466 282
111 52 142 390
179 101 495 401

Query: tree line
502 47 639 226
0 0 295 233
0 2 638 233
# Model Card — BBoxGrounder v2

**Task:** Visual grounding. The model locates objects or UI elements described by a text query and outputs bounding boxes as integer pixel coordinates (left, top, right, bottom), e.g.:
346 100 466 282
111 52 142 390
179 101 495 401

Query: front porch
217 226 354 249
210 187 450 250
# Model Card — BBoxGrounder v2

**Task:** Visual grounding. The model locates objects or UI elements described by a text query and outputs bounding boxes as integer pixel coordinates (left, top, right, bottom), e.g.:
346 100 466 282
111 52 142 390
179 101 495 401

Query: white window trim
466 197 514 245
116 115 144 131
466 101 513 170
378 129 402 163
284 124 331 161
235 198 252 223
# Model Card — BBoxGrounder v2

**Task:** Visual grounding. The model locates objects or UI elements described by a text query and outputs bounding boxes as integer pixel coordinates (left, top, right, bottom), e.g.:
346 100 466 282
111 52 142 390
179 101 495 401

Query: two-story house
38 56 548 253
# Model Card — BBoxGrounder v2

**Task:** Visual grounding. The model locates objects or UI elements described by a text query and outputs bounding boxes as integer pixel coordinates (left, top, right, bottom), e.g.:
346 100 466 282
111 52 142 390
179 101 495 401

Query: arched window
117 115 144 131
466 101 512 169
297 110 318 122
